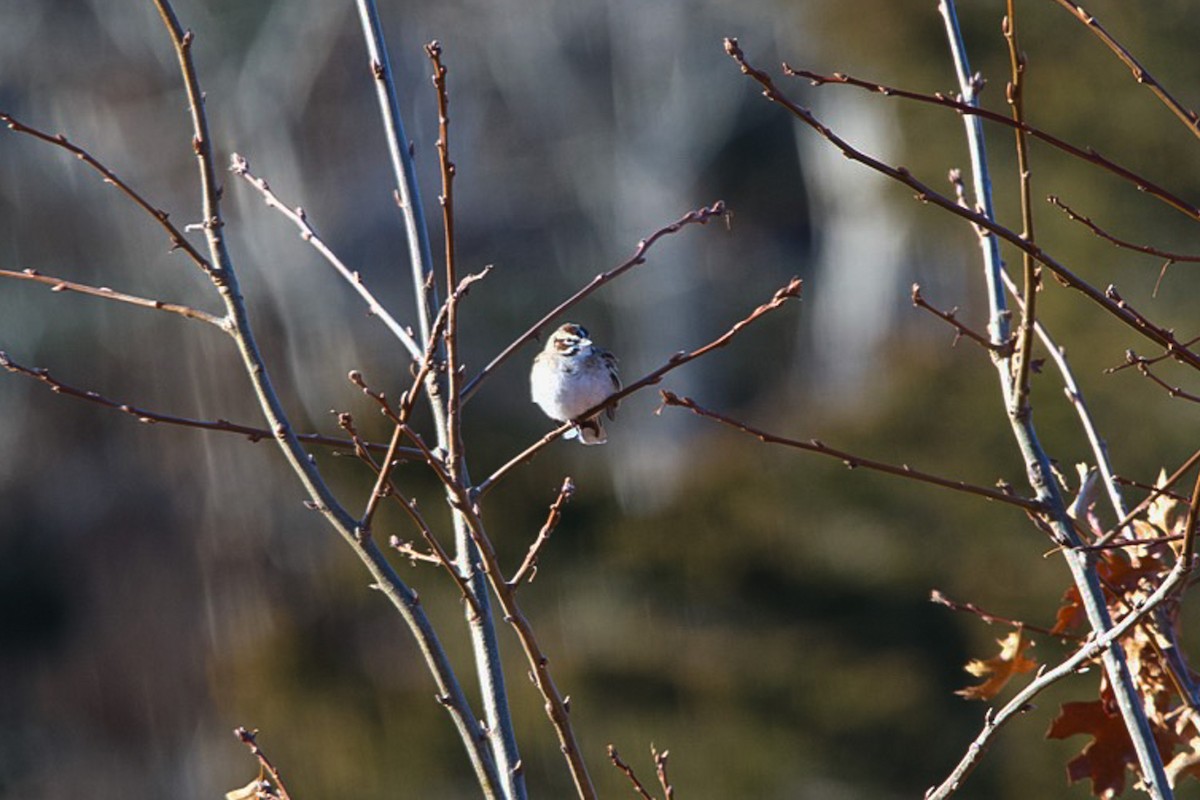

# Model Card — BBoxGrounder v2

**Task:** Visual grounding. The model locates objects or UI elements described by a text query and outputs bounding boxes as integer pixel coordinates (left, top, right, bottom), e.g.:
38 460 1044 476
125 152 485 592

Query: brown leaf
956 629 1037 701
1048 690 1180 798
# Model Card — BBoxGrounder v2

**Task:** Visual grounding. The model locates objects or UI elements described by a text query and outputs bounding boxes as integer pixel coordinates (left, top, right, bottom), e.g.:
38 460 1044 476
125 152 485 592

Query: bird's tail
571 417 607 445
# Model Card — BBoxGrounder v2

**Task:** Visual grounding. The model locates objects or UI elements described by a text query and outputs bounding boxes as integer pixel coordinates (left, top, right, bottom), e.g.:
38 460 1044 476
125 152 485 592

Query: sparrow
530 323 621 445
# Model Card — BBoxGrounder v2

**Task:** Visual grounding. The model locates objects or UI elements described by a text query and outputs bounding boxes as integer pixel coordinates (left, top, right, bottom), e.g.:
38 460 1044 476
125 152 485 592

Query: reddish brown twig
724 39 1200 372
911 283 1006 353
1116 350 1200 405
653 745 674 800
388 537 442 565
510 478 575 588
233 728 293 800
0 268 224 327
0 351 408 455
335 404 482 618
1004 0 1039 422
0 112 214 272
1049 196 1200 266
1086 450 1200 550
930 589 1082 640
607 745 656 800
1113 473 1190 504
475 277 803 497
460 200 728 403
396 418 595 799
1049 0 1200 141
661 392 1043 512
423 40 469 488
780 67 1200 223
1080 533 1184 553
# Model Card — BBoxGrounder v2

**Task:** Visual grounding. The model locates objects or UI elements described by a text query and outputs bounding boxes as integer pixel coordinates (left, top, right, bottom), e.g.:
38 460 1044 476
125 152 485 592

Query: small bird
530 323 621 445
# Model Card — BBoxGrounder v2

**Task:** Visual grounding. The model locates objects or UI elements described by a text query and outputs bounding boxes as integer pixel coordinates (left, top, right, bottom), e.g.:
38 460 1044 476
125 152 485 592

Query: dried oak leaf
1050 549 1168 636
1047 693 1179 798
956 629 1037 701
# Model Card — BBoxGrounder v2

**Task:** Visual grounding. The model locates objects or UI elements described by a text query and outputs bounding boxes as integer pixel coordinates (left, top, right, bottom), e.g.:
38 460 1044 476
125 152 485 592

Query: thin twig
1108 340 1200 378
233 728 293 800
1049 196 1200 265
930 589 1082 640
653 745 674 800
150 6 501 795
1114 474 1189 504
460 201 727 403
781 68 1200 223
607 746 656 800
932 5 1172 794
926 556 1192 799
1048 0 1200 141
476 277 803 497
0 351 414 454
1088 450 1200 549
661 392 1042 512
389 537 442 564
353 0 437 348
229 154 422 358
1123 351 1200 405
911 283 1007 352
0 268 224 328
1184 465 1200 571
1004 0 1039 421
510 478 575 588
425 40 467 486
0 111 213 273
1080 533 1183 553
397 421 596 800
361 278 471 533
725 39 1200 372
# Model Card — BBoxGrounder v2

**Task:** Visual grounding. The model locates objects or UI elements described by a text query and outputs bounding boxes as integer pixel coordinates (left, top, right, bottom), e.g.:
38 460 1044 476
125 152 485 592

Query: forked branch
475 277 802 496
460 200 728 403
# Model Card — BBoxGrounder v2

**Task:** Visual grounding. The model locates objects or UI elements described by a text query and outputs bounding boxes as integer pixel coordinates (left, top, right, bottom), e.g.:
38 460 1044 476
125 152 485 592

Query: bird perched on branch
530 323 620 445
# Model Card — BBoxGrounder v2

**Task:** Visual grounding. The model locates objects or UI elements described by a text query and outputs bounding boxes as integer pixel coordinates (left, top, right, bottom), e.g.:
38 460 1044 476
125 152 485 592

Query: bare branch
0 111 213 273
653 746 674 800
233 728 292 800
0 351 416 455
1049 195 1200 268
911 283 1006 353
460 201 728 403
934 3 1171 793
149 6 501 794
780 68 1200 223
661 392 1043 512
1003 0 1039 422
229 154 422 358
725 38 1200 372
510 478 576 588
396 421 596 800
926 556 1192 799
1123 351 1200 405
0 268 225 328
930 589 1082 640
606 746 656 800
353 0 437 348
1048 0 1200 141
476 277 802 497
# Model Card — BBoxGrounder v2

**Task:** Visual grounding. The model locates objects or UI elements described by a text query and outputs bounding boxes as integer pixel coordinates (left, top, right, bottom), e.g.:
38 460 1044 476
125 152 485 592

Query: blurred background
2 0 1199 797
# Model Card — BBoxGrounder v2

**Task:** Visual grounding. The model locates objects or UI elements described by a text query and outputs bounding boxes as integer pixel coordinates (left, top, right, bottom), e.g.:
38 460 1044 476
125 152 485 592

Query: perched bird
530 323 621 445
